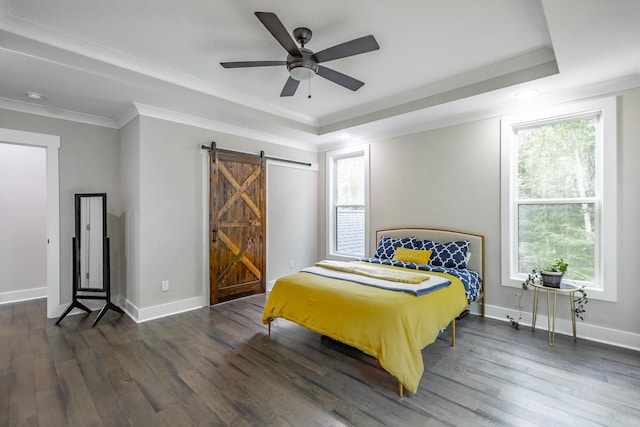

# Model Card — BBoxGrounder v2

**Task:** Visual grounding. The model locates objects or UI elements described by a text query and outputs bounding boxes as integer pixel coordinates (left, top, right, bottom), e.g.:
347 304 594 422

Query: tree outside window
516 117 597 283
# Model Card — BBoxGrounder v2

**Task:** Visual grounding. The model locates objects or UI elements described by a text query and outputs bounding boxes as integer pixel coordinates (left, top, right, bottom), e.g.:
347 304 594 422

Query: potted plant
521 260 588 322
539 258 568 288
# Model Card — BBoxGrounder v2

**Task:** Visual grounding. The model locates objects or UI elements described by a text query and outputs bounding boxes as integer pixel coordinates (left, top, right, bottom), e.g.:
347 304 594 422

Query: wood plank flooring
1 295 638 426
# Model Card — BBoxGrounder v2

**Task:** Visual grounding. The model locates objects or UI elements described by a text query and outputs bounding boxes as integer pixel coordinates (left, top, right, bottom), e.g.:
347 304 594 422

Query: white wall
0 143 46 294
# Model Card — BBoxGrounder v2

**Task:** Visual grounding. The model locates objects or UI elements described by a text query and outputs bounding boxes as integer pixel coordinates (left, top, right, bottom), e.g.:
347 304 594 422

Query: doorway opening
0 128 60 318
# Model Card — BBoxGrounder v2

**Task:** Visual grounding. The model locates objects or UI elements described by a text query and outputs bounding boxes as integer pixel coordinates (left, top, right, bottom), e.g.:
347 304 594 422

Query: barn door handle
212 228 217 242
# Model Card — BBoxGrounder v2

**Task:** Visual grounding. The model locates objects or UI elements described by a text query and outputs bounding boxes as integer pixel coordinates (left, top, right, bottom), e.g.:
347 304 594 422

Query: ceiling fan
220 12 380 97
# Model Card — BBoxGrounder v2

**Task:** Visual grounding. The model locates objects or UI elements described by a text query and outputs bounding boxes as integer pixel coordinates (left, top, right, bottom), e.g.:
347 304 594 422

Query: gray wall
368 118 502 320
130 116 319 310
267 162 318 286
135 116 206 308
319 88 640 337
119 117 140 306
0 143 46 294
614 87 640 334
0 109 122 306
0 108 319 317
4 84 637 339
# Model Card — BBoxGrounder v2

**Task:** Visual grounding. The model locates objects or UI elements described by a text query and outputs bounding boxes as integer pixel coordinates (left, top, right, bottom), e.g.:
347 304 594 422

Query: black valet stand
56 193 123 327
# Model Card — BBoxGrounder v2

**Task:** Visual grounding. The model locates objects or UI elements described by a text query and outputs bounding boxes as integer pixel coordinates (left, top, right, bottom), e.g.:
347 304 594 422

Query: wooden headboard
375 228 485 315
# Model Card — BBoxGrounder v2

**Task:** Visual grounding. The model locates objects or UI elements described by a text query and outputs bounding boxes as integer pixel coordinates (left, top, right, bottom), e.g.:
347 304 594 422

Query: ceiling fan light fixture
287 48 318 81
288 63 317 81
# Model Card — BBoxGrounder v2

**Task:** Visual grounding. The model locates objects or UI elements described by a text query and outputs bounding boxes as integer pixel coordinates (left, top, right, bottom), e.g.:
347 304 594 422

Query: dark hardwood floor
1 295 638 426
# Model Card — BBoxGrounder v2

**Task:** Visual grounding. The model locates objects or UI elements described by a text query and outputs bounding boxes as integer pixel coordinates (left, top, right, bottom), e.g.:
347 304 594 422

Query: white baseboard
469 303 640 352
0 287 47 305
119 295 204 323
46 294 203 324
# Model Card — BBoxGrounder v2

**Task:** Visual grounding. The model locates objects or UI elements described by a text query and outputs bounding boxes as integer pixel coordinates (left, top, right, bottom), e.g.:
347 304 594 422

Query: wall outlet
289 260 294 269
161 280 169 292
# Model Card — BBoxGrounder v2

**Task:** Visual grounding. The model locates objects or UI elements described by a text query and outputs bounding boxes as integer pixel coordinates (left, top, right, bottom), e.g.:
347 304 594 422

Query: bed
262 228 485 396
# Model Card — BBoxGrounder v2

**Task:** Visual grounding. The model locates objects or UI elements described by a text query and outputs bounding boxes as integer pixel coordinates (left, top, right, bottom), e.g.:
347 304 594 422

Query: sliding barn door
209 149 266 304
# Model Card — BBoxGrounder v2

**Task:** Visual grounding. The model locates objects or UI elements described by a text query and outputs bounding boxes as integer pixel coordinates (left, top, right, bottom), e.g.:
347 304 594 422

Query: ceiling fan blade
220 61 286 68
280 77 300 97
313 35 379 63
255 12 301 57
317 66 364 91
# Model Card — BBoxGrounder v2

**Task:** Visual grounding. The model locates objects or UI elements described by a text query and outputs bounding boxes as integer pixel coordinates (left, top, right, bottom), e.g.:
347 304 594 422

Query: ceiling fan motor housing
287 48 319 81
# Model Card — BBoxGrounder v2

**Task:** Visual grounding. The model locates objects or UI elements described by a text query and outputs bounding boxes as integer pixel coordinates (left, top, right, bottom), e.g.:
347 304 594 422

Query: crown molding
122 103 319 153
0 96 118 128
113 103 140 129
0 95 319 151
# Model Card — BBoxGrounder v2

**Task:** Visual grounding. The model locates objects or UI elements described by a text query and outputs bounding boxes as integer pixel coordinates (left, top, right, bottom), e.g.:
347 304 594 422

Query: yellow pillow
392 248 432 265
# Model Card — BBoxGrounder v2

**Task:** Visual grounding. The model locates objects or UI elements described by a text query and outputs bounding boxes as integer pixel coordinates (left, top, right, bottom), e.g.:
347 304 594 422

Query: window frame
326 144 370 259
500 97 617 301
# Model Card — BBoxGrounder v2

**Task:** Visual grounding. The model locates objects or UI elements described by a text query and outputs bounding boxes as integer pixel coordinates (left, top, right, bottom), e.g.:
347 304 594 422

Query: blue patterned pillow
415 239 470 269
374 236 417 260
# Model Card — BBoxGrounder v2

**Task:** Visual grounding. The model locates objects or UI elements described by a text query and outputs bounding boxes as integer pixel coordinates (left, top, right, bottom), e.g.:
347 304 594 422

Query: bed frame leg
451 318 456 346
398 381 403 397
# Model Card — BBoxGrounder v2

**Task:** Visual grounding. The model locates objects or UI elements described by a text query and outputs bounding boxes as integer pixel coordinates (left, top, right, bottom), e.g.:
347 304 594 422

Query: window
326 145 370 258
501 97 617 301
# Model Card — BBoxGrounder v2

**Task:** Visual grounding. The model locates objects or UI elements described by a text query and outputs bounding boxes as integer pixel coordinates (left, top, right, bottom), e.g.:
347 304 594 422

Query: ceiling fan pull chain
308 69 312 99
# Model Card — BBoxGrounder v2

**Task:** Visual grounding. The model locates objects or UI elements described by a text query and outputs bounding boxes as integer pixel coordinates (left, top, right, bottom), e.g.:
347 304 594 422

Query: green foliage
506 315 520 329
547 258 568 273
516 116 597 284
517 117 596 199
521 269 539 291
574 287 588 321
521 268 588 321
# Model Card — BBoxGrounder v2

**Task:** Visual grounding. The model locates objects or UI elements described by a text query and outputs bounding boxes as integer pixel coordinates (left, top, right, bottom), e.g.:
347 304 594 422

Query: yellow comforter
262 262 467 394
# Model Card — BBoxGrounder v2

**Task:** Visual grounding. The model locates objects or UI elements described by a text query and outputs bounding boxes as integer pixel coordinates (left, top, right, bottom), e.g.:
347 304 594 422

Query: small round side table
530 281 580 345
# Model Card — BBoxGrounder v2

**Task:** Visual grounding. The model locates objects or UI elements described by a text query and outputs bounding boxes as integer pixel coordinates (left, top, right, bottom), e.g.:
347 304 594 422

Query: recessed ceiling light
515 89 539 99
338 132 351 140
25 91 44 100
